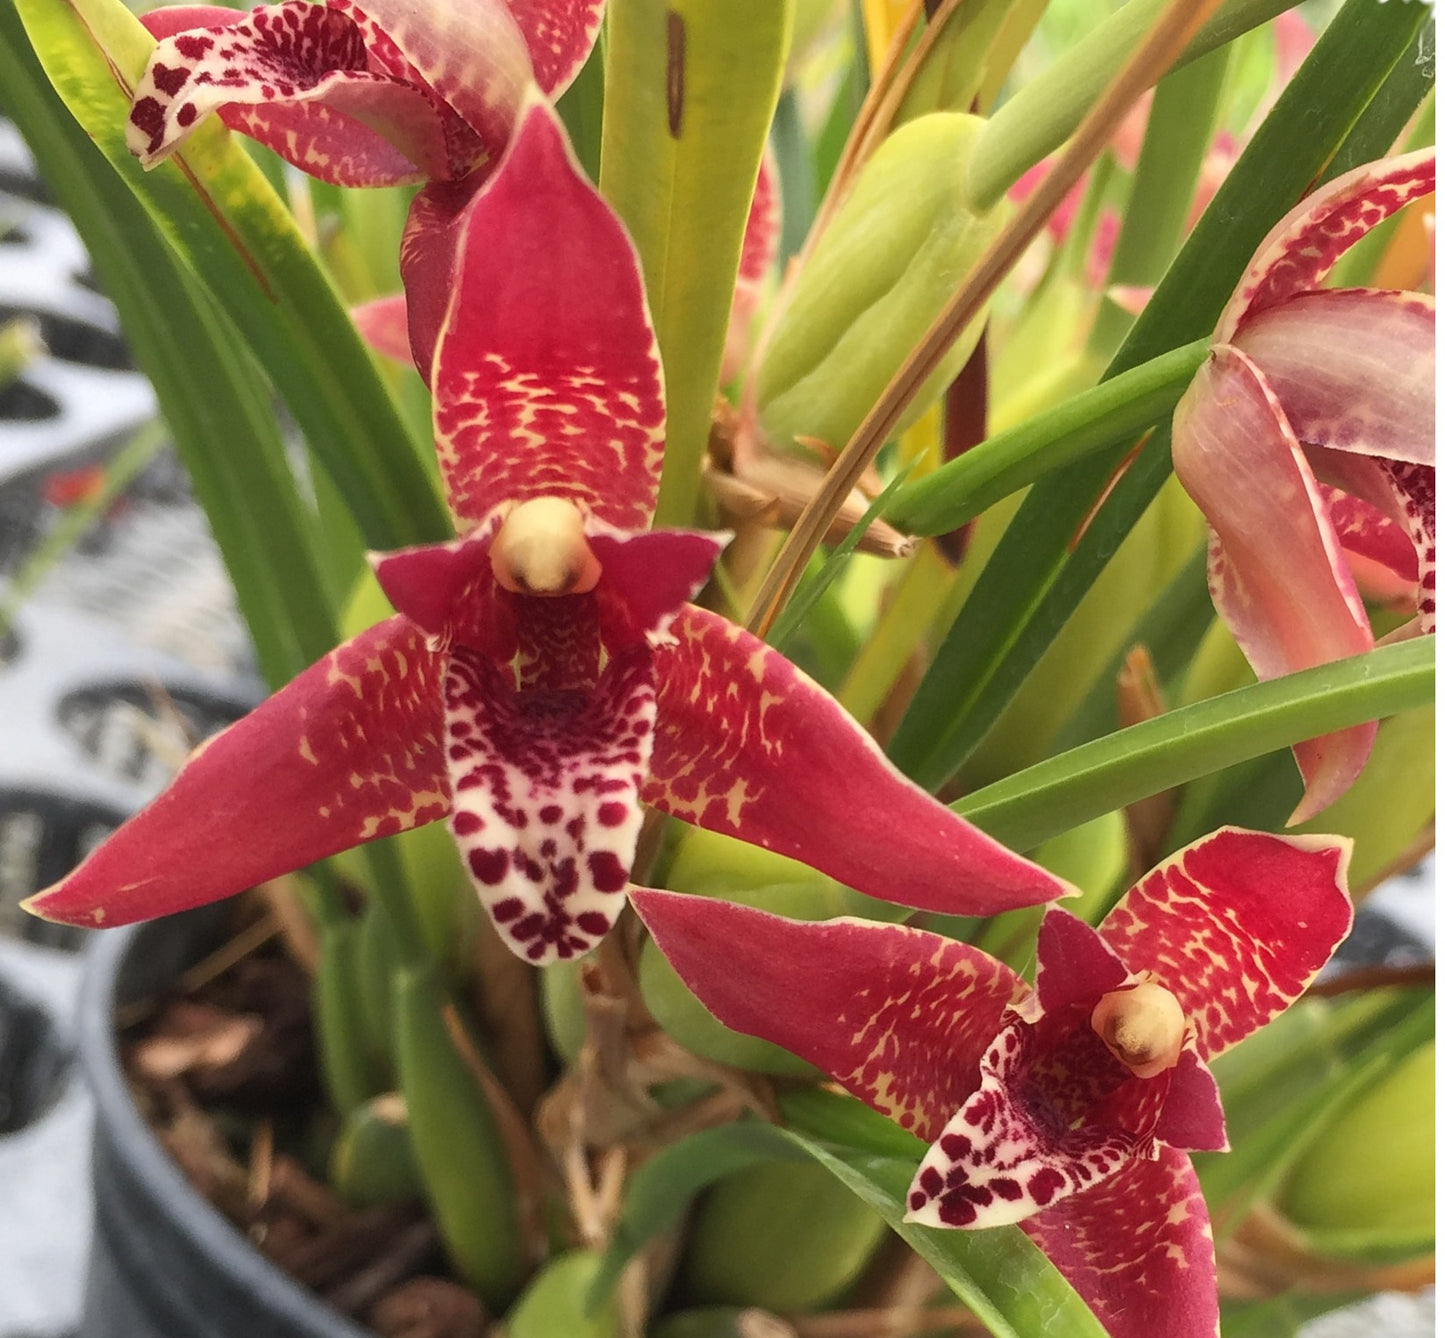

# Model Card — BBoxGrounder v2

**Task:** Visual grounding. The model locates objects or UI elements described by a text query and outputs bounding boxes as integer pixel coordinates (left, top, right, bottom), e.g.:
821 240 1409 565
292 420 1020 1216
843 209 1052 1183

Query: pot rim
78 913 375 1338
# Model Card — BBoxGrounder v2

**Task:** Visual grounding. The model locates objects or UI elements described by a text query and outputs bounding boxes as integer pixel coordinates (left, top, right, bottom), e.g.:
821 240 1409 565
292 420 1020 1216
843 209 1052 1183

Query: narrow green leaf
889 0 1432 790
884 339 1208 536
1088 44 1231 359
0 2 341 686
601 0 791 527
970 0 1301 209
770 88 816 261
778 1092 1111 1338
1050 544 1214 753
14 0 449 551
1320 16 1435 184
952 638 1435 853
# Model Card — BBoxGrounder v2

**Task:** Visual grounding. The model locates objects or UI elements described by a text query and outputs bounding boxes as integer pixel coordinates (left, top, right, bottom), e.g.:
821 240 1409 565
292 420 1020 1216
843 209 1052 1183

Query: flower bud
507 1250 622 1338
680 1161 888 1311
1274 1041 1434 1260
753 112 1004 457
329 1093 425 1208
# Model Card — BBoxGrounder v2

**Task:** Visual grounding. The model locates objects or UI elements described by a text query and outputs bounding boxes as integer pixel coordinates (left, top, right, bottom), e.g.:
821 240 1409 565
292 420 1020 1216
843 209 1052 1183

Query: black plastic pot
77 908 375 1338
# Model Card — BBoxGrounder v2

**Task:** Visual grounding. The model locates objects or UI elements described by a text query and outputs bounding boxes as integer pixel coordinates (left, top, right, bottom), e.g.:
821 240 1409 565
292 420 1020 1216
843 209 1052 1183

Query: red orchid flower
127 0 601 374
1171 150 1435 822
126 0 597 185
633 827 1354 1338
26 102 1069 963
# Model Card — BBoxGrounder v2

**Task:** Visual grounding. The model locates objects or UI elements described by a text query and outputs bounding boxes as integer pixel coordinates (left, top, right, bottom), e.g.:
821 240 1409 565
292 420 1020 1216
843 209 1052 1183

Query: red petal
1024 1153 1218 1338
1220 148 1435 337
339 0 533 159
1099 828 1353 1063
630 891 1024 1140
643 606 1072 917
1317 454 1436 632
1235 288 1435 465
1033 907 1130 1016
503 0 605 95
1381 459 1435 632
351 294 411 364
127 1 450 182
25 618 448 928
400 176 479 380
370 529 517 659
906 1019 1139 1230
430 102 667 531
444 645 654 964
1173 345 1376 819
1154 1046 1228 1153
1324 486 1419 585
590 526 728 648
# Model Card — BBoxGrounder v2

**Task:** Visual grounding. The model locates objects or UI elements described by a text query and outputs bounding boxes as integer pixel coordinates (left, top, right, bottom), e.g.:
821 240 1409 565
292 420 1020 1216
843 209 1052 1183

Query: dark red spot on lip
452 810 484 836
597 801 629 827
938 1196 978 1226
491 897 523 922
173 34 214 59
576 911 610 937
150 62 190 96
468 847 509 885
1027 1167 1066 1206
587 851 629 893
176 103 198 127
130 97 166 148
539 804 564 824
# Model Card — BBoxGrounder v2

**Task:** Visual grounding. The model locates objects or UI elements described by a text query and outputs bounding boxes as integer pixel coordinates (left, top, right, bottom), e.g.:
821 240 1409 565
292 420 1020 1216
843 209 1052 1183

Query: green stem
884 338 1208 535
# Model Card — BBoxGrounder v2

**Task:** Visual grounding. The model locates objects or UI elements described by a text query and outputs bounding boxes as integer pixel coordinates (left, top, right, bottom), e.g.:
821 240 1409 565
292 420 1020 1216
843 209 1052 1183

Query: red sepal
1099 827 1353 1062
630 890 1024 1140
429 101 666 531
1024 1152 1219 1338
644 605 1071 917
25 618 447 927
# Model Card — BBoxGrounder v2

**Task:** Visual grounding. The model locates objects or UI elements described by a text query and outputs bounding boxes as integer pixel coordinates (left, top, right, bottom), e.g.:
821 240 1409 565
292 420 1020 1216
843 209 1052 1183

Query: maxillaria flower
126 0 596 184
634 827 1354 1337
1171 149 1435 822
126 0 601 372
27 101 1069 963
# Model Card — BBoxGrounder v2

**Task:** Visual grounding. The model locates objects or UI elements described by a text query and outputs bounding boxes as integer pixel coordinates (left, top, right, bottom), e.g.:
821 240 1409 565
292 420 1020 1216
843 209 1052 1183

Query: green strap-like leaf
779 1091 1112 1338
0 0 341 686
971 0 1305 210
884 339 1208 536
14 0 449 552
1087 44 1231 360
888 0 1433 790
952 638 1435 853
600 0 791 528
